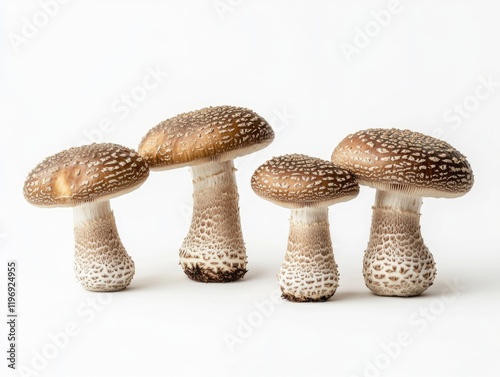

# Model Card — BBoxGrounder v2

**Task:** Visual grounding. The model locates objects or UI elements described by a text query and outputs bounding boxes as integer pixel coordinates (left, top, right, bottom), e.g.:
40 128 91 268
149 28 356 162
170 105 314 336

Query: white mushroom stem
363 190 436 297
279 206 339 302
179 160 247 282
73 201 135 292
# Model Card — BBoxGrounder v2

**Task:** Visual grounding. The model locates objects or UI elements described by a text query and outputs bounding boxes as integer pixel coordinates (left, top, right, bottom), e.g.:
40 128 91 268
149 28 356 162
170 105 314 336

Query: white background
1 1 499 376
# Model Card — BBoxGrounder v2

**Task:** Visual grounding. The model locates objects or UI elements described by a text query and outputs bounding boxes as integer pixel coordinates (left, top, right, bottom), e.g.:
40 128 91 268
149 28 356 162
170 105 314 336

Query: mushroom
331 128 474 297
138 105 274 283
23 143 149 291
251 154 359 302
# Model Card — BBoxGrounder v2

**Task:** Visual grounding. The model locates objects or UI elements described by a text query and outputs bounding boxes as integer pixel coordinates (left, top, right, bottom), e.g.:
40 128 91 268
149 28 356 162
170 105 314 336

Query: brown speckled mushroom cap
331 128 474 198
138 105 274 170
23 143 149 208
251 154 359 209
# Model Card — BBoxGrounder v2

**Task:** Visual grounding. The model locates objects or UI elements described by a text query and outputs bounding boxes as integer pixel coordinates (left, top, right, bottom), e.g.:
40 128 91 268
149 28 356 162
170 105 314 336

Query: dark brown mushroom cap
251 154 359 209
23 143 149 207
138 106 274 170
331 128 474 198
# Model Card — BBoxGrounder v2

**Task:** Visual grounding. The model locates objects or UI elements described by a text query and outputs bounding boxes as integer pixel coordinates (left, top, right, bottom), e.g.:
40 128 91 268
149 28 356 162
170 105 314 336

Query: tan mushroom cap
251 154 359 209
138 105 274 170
23 143 149 207
331 128 474 198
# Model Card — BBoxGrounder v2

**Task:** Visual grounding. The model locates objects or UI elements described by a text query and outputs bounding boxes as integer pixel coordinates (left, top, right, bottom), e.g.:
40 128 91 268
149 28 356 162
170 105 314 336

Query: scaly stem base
279 207 338 302
180 160 247 283
363 190 436 297
73 201 135 292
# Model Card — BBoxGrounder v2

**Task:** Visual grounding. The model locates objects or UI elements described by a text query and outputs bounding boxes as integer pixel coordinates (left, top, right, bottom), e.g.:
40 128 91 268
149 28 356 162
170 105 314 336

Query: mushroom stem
279 207 338 302
363 190 436 297
179 160 247 282
73 201 135 292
